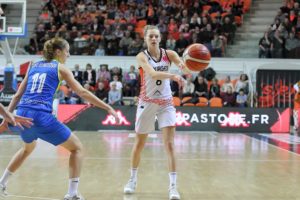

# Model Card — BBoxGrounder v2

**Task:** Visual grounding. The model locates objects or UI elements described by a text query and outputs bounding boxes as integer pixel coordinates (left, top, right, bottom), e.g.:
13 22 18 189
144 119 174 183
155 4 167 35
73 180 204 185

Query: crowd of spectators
59 63 250 108
25 0 249 57
259 0 300 58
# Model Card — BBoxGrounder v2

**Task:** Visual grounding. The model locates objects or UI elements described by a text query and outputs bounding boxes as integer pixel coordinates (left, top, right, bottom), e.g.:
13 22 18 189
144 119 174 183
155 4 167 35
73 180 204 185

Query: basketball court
0 131 299 200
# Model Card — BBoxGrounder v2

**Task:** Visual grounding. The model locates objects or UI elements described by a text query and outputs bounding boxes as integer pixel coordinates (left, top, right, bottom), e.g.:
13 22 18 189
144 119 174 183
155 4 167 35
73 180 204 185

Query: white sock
169 172 177 187
68 177 79 197
0 169 13 186
130 168 138 181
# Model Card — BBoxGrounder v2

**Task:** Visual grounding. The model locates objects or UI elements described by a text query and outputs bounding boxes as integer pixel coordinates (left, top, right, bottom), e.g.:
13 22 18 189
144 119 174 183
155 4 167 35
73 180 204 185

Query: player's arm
166 50 191 74
137 52 181 81
8 65 30 112
59 64 120 122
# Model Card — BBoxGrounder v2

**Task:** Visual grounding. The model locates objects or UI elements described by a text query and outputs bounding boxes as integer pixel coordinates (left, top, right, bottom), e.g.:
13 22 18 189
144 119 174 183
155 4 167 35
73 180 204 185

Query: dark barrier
256 69 300 108
66 106 290 133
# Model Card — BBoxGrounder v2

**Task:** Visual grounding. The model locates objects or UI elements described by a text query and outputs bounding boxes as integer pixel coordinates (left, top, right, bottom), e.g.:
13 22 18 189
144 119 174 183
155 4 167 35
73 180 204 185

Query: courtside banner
256 69 300 108
64 106 290 133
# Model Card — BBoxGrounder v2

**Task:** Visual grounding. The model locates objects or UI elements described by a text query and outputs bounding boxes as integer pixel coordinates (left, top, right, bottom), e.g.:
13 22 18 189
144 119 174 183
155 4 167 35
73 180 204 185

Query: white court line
0 155 294 162
244 134 300 157
8 194 59 200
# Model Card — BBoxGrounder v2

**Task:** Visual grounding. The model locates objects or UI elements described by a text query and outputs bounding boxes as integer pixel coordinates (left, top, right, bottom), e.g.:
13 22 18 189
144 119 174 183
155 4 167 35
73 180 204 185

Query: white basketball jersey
139 48 173 106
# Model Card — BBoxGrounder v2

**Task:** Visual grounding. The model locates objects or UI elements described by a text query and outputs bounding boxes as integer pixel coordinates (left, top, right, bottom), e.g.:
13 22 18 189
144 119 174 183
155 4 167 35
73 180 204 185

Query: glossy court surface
0 131 300 200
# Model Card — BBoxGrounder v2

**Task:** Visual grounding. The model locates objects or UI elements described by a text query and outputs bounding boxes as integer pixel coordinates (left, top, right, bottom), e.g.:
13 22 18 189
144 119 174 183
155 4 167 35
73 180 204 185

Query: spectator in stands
182 76 195 98
83 63 96 87
128 34 143 56
119 31 133 56
259 31 271 58
108 83 122 106
95 82 108 102
271 28 285 58
157 19 168 35
194 75 208 98
166 34 176 51
221 85 235 107
124 65 138 97
110 66 123 80
110 75 123 91
211 33 223 57
285 32 300 58
175 33 189 56
25 33 38 54
221 75 234 93
171 80 180 97
221 17 236 44
235 74 249 95
97 64 111 82
135 3 146 21
72 64 83 85
236 88 247 107
209 78 221 98
95 44 105 56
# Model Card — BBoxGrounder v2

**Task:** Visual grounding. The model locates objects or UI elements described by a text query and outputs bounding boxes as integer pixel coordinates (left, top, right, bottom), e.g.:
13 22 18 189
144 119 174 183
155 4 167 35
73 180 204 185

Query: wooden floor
0 131 300 200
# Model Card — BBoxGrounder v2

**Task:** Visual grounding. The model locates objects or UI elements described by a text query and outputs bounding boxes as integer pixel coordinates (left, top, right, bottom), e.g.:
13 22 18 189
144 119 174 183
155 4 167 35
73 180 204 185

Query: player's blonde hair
43 37 68 61
143 25 160 37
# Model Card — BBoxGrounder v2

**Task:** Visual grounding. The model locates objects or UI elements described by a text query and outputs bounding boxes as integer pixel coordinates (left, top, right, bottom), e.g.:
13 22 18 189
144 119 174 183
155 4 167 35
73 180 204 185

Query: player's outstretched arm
59 64 120 123
137 52 185 88
166 50 191 75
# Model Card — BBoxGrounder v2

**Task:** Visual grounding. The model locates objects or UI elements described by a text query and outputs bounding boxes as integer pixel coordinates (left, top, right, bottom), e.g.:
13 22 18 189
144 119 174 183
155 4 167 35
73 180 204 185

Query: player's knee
164 141 174 152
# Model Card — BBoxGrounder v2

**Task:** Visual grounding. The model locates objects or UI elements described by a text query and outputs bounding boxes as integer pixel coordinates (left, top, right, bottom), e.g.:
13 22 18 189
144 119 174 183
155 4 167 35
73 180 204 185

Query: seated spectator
209 78 221 98
95 44 105 56
72 64 83 85
194 75 208 98
110 75 123 91
220 75 234 94
166 34 176 51
171 80 180 97
211 33 223 57
58 81 72 104
221 17 236 44
236 89 248 107
182 76 195 98
108 83 122 106
95 82 108 101
97 64 111 82
175 33 189 56
83 63 96 87
259 31 271 58
119 31 133 56
221 86 236 107
271 27 285 58
285 32 300 58
124 65 138 97
235 74 249 94
110 66 123 80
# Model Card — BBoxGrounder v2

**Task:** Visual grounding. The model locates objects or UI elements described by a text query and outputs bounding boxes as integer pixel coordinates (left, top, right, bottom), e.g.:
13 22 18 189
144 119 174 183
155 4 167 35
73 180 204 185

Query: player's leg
60 134 84 200
124 102 156 194
158 106 180 200
0 141 36 197
162 127 180 200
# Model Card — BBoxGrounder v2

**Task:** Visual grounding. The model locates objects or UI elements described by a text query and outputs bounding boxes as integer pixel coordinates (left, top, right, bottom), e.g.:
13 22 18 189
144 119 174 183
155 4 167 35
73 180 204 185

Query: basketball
182 43 211 71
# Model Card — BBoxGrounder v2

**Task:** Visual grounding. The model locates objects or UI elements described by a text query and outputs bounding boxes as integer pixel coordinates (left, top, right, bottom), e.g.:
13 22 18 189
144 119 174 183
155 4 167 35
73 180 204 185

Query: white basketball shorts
135 101 176 134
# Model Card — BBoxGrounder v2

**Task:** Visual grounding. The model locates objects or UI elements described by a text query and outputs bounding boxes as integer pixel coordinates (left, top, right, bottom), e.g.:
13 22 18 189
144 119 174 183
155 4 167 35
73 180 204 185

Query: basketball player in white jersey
123 25 190 200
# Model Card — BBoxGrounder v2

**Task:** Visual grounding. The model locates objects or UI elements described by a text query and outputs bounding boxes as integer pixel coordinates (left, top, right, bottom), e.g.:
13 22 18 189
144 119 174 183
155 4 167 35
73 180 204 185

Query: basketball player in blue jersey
0 37 120 200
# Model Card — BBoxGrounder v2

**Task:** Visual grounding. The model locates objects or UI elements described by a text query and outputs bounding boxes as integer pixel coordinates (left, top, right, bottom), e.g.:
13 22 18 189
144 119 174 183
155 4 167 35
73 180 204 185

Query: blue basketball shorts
11 108 71 146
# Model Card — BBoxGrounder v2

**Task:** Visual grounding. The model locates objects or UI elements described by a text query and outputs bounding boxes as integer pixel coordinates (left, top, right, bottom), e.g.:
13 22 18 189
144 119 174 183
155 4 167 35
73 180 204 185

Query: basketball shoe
0 184 7 198
169 184 180 200
63 193 84 200
123 178 137 194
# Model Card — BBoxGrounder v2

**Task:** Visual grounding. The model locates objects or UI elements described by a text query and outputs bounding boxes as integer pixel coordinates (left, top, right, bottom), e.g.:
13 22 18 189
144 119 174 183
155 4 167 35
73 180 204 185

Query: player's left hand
108 108 120 124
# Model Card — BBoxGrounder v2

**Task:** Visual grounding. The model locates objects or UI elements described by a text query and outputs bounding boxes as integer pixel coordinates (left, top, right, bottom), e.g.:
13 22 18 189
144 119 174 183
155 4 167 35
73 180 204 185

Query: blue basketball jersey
18 60 60 112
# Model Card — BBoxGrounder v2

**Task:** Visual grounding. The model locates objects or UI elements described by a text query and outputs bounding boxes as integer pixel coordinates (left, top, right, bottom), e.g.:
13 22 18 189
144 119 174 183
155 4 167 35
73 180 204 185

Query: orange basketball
182 43 211 71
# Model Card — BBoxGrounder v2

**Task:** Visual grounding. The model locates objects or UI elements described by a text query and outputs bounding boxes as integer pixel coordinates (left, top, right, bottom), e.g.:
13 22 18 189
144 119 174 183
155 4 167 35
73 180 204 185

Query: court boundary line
8 194 60 200
244 134 300 157
0 155 294 162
